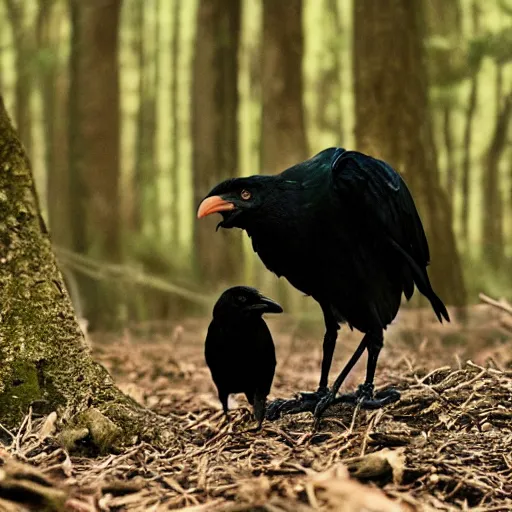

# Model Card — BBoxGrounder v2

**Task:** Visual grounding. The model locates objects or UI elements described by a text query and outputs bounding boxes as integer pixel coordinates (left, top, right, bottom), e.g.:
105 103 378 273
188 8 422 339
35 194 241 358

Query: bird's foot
265 387 329 421
314 383 400 419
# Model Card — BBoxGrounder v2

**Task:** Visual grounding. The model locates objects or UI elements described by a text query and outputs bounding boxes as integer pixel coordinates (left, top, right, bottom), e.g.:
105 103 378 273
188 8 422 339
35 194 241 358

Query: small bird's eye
238 295 247 303
241 189 251 200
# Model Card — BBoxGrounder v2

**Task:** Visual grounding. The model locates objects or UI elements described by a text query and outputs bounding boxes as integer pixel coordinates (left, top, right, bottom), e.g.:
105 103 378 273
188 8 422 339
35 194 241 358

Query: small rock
154 376 169 390
481 422 492 432
147 396 159 408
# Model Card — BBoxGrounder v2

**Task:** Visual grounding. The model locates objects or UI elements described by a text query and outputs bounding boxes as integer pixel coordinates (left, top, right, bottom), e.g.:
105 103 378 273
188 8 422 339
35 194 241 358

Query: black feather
204 286 281 428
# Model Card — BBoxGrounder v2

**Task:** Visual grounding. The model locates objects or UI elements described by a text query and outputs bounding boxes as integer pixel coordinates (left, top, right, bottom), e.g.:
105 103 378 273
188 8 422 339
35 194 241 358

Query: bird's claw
265 398 288 420
298 386 329 402
314 384 401 419
313 392 336 419
353 383 401 409
265 387 329 421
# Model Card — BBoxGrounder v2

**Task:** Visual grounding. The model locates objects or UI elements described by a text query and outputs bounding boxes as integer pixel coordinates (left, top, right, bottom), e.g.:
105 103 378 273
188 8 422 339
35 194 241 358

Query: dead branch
53 245 213 306
479 292 512 315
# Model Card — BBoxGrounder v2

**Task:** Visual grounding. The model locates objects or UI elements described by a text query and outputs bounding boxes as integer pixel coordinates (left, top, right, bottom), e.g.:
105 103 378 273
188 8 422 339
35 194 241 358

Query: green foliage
478 27 512 64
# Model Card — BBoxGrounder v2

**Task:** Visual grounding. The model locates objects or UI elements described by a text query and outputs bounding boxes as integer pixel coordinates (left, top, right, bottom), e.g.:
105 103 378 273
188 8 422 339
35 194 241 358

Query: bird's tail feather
390 240 450 323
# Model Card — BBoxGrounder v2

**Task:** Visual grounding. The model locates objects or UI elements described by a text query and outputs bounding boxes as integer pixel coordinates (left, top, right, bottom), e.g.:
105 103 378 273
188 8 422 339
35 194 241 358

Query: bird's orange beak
197 195 235 219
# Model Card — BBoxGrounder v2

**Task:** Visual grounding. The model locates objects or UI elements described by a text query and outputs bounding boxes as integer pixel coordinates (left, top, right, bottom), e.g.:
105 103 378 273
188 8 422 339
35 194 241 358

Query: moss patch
0 360 42 428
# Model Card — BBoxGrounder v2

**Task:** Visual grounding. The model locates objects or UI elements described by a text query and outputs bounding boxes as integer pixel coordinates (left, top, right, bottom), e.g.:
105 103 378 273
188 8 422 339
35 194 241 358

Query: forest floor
1 304 512 512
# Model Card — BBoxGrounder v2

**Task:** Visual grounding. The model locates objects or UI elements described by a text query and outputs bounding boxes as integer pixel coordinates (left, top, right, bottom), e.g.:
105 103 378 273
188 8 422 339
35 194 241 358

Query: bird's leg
351 333 400 409
300 306 339 401
314 331 400 419
314 333 369 418
265 305 338 420
252 392 266 431
220 392 230 423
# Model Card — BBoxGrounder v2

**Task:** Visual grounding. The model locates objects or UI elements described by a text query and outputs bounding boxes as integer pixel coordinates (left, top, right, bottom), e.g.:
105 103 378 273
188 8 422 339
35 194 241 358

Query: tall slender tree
461 1 482 246
68 0 122 328
170 0 181 247
192 0 242 288
353 0 466 307
481 88 512 271
424 0 462 214
313 0 343 146
260 0 307 174
37 0 71 248
259 0 308 309
131 0 159 237
4 0 34 156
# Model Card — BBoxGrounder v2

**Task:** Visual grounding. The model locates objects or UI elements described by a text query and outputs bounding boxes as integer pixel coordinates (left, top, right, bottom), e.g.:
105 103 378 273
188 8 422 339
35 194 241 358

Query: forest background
1 0 510 332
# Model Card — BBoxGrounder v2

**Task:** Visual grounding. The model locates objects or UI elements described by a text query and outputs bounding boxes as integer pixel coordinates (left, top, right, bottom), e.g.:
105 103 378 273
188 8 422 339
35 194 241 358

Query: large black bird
204 285 283 429
197 148 450 419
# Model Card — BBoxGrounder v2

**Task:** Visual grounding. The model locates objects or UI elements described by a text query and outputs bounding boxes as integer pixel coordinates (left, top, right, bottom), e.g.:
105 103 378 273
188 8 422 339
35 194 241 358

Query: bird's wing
330 148 430 268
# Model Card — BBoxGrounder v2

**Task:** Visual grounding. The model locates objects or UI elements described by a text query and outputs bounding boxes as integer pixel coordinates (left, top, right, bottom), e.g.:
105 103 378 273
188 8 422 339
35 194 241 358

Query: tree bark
192 0 242 288
313 0 343 146
481 90 512 271
37 0 71 249
68 0 122 329
259 0 308 310
131 0 159 237
4 0 33 157
0 96 171 454
461 0 481 247
442 105 456 208
424 0 462 216
170 0 180 247
260 0 308 173
353 0 466 307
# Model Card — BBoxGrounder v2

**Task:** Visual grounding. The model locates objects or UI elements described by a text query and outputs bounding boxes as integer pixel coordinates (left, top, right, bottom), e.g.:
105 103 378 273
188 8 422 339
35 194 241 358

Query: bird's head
213 285 283 318
196 175 277 231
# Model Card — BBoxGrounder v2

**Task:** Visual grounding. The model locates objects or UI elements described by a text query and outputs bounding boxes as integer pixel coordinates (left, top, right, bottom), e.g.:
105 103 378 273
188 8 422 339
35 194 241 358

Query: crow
204 285 283 429
197 147 450 420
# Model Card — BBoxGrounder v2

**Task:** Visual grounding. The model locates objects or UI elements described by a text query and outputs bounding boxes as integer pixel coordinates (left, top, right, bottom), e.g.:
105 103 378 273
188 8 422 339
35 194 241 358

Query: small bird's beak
247 295 283 314
197 196 235 219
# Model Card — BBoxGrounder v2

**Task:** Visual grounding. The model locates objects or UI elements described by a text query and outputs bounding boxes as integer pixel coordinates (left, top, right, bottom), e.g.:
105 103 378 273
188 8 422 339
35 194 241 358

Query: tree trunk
260 0 308 173
460 0 481 247
170 0 180 247
68 0 122 329
192 0 242 289
259 0 308 311
132 0 159 238
314 0 343 146
481 90 512 271
0 96 171 453
37 0 71 249
443 105 456 209
353 0 466 307
4 0 33 157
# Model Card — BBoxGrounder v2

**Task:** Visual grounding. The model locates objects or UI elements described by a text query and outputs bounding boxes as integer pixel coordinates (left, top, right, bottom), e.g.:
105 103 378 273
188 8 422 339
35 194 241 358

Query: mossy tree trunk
0 96 172 454
353 0 466 308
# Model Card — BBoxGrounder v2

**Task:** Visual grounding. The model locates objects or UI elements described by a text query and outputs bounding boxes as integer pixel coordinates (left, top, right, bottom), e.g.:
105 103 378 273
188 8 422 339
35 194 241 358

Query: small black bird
197 147 450 420
204 286 283 429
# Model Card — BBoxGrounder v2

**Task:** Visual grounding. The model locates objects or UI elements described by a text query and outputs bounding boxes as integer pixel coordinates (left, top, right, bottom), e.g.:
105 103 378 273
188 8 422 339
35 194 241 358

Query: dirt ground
1 305 511 511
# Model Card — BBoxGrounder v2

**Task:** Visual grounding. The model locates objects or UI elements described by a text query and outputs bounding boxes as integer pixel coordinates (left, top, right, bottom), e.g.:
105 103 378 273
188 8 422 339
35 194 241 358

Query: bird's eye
238 295 247 303
240 189 251 200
